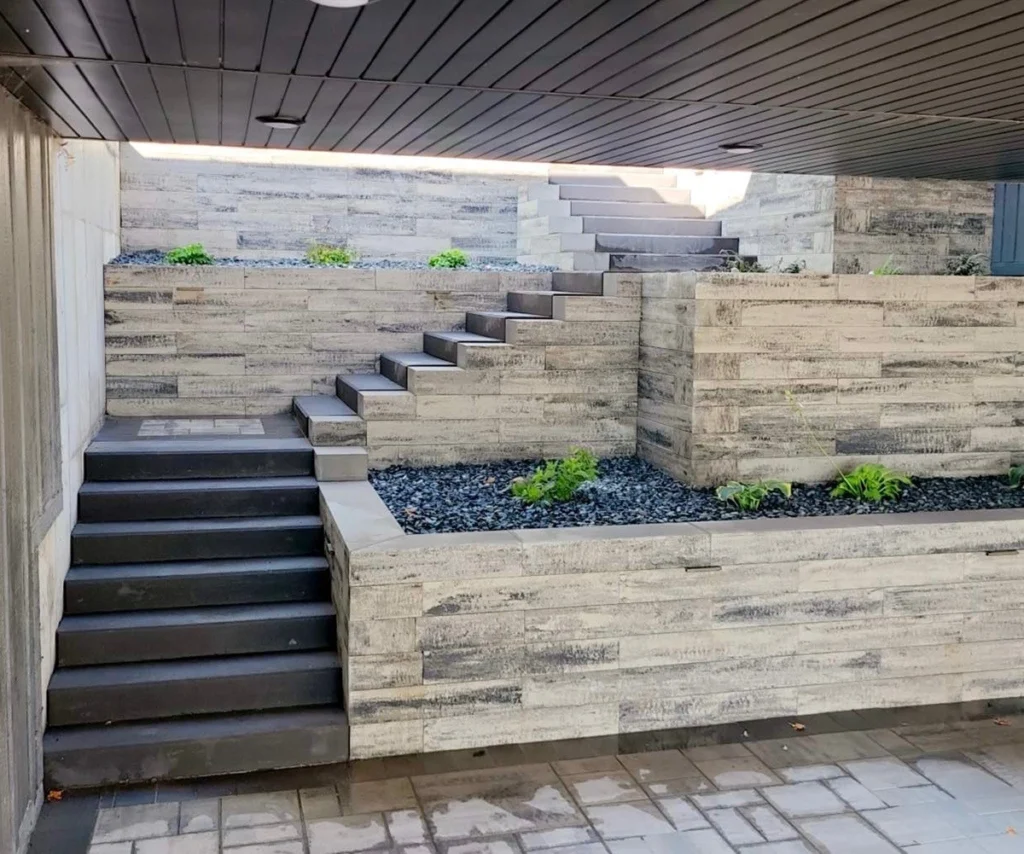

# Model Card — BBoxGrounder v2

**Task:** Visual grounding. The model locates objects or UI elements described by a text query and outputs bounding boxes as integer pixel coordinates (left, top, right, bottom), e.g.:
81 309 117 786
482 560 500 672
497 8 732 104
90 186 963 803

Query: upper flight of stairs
44 434 347 788
518 169 755 272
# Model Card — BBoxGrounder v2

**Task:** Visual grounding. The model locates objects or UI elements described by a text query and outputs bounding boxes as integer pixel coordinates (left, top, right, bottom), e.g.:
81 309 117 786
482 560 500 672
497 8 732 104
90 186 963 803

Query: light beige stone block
348 653 422 690
314 447 369 482
350 719 424 759
799 614 963 654
741 300 881 327
349 584 423 620
350 617 417 655
422 573 619 616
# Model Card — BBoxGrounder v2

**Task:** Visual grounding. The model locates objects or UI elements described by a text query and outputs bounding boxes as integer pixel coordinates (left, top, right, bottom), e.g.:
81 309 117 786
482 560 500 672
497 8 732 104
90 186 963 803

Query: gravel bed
110 250 556 273
369 456 1024 534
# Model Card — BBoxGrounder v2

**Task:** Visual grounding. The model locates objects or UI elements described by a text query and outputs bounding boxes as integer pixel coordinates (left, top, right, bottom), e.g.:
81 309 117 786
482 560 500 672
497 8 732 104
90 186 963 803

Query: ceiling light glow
720 143 762 154
256 115 305 129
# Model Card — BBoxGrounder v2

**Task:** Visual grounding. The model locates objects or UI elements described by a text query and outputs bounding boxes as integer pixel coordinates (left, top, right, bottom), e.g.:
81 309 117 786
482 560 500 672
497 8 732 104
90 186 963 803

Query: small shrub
830 463 912 503
720 249 767 273
428 248 470 269
165 243 213 265
511 448 599 505
870 256 903 275
307 243 354 266
779 259 806 274
945 252 988 276
716 479 792 511
1008 465 1024 489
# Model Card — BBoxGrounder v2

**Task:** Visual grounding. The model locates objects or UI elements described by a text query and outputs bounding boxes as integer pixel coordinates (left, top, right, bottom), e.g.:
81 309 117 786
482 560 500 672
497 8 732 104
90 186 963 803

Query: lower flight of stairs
44 437 347 789
518 169 756 272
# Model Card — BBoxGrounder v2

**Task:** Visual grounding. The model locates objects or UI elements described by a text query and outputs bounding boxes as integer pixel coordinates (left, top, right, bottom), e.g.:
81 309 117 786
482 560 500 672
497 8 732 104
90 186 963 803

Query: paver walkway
33 708 1024 853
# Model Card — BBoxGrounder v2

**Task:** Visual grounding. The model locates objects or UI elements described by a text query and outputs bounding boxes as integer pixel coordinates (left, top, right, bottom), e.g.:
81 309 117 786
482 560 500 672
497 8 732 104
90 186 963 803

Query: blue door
993 183 1024 275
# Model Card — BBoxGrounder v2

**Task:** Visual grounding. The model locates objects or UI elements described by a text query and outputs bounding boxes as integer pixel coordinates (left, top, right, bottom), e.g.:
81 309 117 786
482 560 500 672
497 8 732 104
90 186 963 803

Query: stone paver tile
961 794 1024 816
761 783 847 819
307 813 389 854
221 843 304 854
778 765 845 783
180 799 220 834
736 843 814 853
824 778 886 811
92 803 181 844
642 776 714 798
706 808 763 846
426 786 584 841
301 788 342 820
691 758 780 790
797 814 900 853
562 771 648 806
222 822 302 848
863 729 922 758
134 833 219 854
542 845 607 854
606 829 734 853
518 827 600 850
876 785 952 807
740 806 798 842
553 757 623 776
861 804 995 847
341 779 419 814
221 792 301 829
440 839 519 854
617 751 698 784
684 744 753 762
413 765 559 806
88 845 134 854
902 842 987 854
841 757 928 791
654 797 709 832
692 790 764 810
969 745 1024 790
397 846 437 854
978 835 1024 852
747 733 888 770
584 802 676 840
914 757 1014 799
386 809 430 845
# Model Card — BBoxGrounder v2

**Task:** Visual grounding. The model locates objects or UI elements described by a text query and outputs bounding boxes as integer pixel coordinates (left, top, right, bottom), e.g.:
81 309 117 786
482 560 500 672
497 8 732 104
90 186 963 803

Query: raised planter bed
323 480 1024 760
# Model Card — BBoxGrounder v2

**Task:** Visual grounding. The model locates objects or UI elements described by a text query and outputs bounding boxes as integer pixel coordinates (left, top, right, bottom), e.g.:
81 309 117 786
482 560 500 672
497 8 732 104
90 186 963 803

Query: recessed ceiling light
720 143 762 154
256 115 305 129
310 0 381 7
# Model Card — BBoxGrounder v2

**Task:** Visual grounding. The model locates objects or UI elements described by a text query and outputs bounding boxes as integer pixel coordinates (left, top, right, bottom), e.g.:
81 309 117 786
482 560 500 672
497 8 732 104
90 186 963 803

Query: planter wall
325 482 1024 759
639 272 1024 486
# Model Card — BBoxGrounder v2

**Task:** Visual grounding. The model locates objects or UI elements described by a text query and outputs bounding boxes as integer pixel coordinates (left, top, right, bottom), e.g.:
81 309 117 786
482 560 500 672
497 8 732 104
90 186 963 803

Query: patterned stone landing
137 419 266 437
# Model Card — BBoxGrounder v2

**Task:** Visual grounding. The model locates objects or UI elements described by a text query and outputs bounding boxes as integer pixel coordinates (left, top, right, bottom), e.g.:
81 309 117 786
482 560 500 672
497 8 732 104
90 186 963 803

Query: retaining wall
325 483 1024 759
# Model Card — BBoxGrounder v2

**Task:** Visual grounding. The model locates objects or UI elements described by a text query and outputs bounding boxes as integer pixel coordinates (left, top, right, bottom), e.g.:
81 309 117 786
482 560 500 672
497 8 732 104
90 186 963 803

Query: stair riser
336 378 359 410
558 185 691 204
608 254 739 272
423 335 458 362
86 450 314 481
78 485 319 523
379 356 410 387
582 216 722 236
465 314 508 339
507 292 554 317
595 235 739 255
72 525 323 565
552 272 603 295
548 172 676 187
48 668 341 726
569 201 704 219
58 615 336 667
64 566 331 614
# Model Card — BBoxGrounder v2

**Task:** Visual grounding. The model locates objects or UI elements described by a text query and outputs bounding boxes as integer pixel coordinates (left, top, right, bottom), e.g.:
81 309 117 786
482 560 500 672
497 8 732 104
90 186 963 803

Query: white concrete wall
38 140 120 694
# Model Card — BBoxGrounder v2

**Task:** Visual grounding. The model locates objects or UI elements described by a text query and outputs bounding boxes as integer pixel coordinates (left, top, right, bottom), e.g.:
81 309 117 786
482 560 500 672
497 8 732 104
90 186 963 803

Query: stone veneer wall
638 272 1024 486
326 482 1024 759
103 266 551 417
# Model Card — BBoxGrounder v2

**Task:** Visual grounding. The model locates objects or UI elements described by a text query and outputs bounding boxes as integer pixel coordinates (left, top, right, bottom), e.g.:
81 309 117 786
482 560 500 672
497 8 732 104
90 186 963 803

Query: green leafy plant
945 252 988 276
1008 465 1024 489
306 243 355 266
830 463 912 503
428 248 470 269
716 479 792 511
165 243 213 265
720 249 767 273
870 256 903 275
779 259 807 274
511 448 599 505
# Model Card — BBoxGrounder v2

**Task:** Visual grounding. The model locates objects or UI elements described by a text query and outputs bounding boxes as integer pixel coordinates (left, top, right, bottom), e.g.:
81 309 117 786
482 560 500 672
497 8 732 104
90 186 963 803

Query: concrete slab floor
29 703 1024 854
95 416 303 441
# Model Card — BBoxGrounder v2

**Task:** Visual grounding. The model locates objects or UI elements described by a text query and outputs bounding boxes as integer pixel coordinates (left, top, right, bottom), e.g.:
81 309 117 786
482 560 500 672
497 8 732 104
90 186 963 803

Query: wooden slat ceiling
3 0 1024 179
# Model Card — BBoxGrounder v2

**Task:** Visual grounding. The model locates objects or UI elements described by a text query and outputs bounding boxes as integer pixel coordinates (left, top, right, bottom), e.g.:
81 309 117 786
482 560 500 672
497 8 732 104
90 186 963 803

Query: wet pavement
31 705 1024 854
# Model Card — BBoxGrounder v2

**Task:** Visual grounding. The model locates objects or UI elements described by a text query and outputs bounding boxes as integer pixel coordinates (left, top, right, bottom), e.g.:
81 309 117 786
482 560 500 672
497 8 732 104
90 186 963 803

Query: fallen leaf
790 722 806 731
1007 826 1016 835
46 790 63 802
995 718 1012 726
483 477 495 485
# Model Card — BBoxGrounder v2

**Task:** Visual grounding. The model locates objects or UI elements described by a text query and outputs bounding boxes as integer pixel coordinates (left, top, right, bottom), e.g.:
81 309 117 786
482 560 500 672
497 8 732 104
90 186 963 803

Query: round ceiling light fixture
309 0 382 6
256 115 305 129
720 143 762 154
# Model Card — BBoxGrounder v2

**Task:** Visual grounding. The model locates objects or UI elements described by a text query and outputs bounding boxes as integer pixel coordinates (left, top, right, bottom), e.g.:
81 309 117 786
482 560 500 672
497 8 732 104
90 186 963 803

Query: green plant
720 249 767 273
306 243 355 266
511 448 599 505
165 243 213 265
428 248 470 269
945 252 988 276
779 259 807 274
716 479 792 511
1008 465 1024 489
830 463 912 502
870 256 903 275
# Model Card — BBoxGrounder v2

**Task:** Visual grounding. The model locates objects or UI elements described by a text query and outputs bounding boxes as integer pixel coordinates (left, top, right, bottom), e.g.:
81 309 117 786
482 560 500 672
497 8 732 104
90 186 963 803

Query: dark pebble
369 457 1024 534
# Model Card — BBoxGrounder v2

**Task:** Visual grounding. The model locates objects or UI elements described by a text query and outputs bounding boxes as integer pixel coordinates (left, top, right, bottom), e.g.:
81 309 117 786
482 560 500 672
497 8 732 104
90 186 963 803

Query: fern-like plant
165 243 213 265
720 249 767 273
716 480 792 511
428 248 470 269
1008 465 1024 489
945 252 988 276
511 448 599 505
830 464 912 502
779 259 807 274
870 256 903 275
307 243 354 266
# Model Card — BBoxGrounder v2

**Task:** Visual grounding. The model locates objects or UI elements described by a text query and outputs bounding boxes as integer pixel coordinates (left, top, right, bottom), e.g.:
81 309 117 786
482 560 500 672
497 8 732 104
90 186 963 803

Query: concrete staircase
518 170 752 272
44 437 348 788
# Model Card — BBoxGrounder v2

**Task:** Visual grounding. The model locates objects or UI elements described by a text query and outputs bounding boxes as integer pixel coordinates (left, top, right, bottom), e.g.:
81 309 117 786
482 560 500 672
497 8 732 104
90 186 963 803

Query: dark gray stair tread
423 331 502 362
58 603 336 666
568 200 705 218
548 172 674 187
86 439 313 481
465 312 547 340
48 651 341 725
379 352 454 386
582 216 722 236
43 707 349 788
338 374 405 393
595 234 739 254
608 253 739 272
64 556 330 614
294 395 356 418
557 184 691 203
424 331 500 344
74 515 322 537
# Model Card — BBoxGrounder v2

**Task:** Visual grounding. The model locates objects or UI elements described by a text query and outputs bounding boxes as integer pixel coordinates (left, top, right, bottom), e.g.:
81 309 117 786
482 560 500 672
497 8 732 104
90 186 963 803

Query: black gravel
110 250 556 273
369 457 1024 534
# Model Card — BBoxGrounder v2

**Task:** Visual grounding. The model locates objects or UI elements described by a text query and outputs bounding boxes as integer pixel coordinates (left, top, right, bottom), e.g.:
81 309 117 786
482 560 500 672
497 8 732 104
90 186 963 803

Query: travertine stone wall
326 484 1024 759
103 266 551 417
638 272 1024 486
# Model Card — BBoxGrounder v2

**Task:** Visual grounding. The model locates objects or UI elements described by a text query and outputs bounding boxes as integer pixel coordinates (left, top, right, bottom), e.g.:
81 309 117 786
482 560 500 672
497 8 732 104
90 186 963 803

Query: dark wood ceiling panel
286 78 350 149
186 67 219 144
394 0 507 83
114 64 168 139
244 72 289 147
372 88 477 155
46 63 122 136
79 62 145 137
427 92 545 156
265 75 319 147
218 70 254 145
14 64 97 134
355 85 447 152
79 0 144 61
130 0 182 64
404 90 515 156
174 0 222 68
223 0 269 71
334 83 416 151
0 14 27 52
311 80 387 150
1 68 76 134
2 0 69 55
34 0 106 57
262 0 315 74
440 93 567 158
329 0 414 80
362 0 460 82
149 65 193 143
